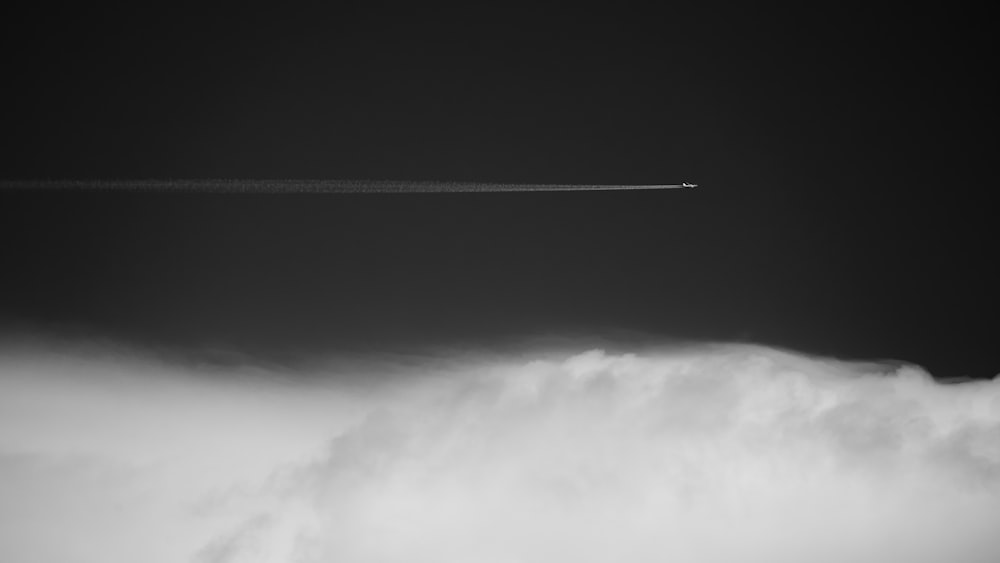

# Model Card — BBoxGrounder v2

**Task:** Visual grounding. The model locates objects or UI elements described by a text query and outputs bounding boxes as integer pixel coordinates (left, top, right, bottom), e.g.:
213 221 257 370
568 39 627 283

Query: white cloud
0 342 998 562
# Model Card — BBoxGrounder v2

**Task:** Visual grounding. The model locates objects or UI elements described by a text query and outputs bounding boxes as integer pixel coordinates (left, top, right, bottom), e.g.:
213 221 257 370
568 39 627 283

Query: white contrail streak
0 179 695 193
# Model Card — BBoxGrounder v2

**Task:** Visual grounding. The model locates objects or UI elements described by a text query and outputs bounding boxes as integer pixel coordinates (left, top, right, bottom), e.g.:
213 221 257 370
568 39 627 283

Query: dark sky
0 6 995 378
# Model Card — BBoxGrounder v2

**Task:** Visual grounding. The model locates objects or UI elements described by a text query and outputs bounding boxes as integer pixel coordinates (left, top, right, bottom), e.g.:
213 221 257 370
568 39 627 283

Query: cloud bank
0 341 998 562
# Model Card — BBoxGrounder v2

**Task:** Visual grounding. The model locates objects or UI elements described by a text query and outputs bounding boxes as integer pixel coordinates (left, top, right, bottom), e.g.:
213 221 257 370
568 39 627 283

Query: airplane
682 182 697 188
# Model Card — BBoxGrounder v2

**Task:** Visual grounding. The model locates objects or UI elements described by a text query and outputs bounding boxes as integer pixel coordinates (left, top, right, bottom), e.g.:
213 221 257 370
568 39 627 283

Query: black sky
0 6 995 378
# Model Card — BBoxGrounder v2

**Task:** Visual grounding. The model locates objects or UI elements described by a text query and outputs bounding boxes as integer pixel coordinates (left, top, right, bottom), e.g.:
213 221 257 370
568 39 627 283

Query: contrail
0 179 696 193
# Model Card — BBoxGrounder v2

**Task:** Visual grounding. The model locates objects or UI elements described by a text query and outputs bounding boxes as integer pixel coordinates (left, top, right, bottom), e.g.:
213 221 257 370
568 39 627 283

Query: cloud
0 341 998 562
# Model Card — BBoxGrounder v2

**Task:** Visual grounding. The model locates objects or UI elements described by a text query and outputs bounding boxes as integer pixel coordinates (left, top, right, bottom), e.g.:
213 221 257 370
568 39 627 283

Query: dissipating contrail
0 179 697 193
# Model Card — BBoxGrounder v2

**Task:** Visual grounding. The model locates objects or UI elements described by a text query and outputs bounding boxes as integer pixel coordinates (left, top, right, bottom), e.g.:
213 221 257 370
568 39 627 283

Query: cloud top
1 343 998 562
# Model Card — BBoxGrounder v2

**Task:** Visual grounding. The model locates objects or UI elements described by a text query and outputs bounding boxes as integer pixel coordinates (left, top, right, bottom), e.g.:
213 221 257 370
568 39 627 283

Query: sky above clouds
1 5 996 379
1 341 997 562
